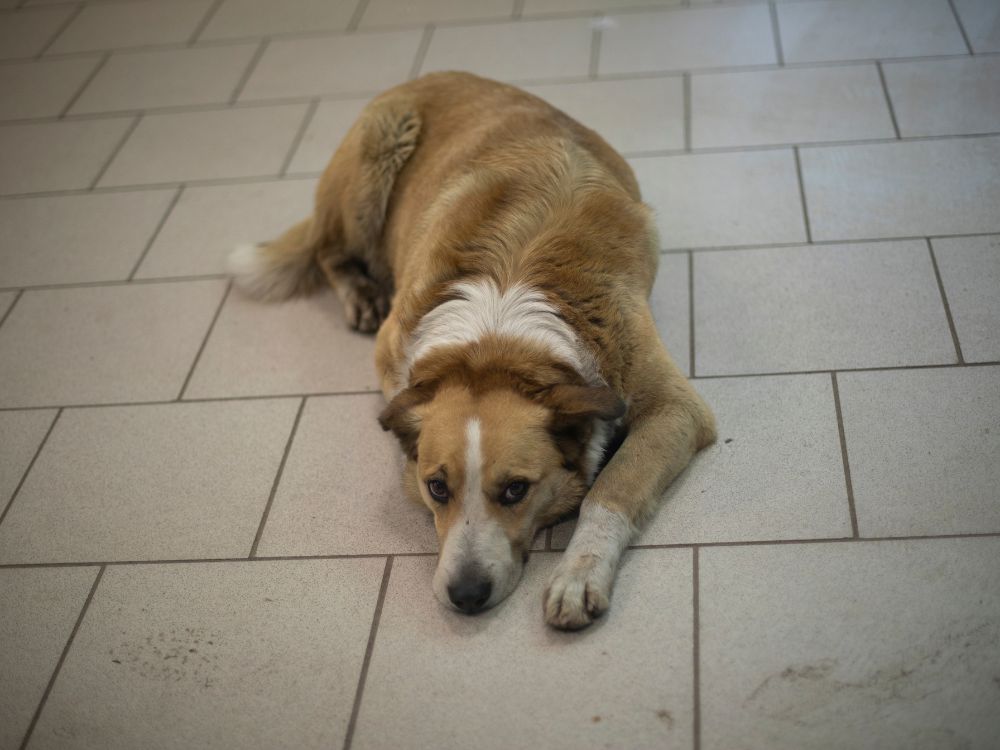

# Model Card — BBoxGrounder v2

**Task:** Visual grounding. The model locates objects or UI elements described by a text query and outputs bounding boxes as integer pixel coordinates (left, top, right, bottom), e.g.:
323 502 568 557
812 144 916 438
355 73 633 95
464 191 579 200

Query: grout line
690 361 1000 381
946 0 974 55
347 0 371 32
408 24 434 80
830 373 859 538
768 0 784 66
189 0 225 45
876 61 901 139
88 113 141 188
176 281 231 400
588 27 601 79
511 0 525 19
0 553 434 570
229 38 268 104
59 52 109 118
692 546 701 750
0 389 382 413
682 72 691 151
544 527 553 551
17 564 105 750
0 273 229 295
0 289 23 330
0 408 62 532
688 250 696 378
343 555 393 750
249 397 306 558
127 185 184 280
927 238 966 365
792 146 812 243
279 99 319 176
35 2 83 58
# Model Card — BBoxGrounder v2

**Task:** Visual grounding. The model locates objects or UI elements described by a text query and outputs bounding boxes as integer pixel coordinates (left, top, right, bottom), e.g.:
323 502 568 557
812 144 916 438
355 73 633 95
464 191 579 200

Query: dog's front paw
543 554 613 630
342 279 390 333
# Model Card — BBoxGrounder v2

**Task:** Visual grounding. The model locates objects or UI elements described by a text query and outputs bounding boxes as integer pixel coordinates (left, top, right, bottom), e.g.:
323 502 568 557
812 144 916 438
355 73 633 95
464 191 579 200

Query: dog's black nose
447 576 492 614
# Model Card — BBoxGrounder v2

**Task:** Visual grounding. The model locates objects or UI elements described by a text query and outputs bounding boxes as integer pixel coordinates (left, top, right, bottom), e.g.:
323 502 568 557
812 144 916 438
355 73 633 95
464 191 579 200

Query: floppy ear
545 384 626 423
378 385 433 460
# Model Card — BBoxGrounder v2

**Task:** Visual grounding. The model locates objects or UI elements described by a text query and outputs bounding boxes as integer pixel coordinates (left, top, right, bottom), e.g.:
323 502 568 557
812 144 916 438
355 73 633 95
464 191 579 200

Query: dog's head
379 378 624 614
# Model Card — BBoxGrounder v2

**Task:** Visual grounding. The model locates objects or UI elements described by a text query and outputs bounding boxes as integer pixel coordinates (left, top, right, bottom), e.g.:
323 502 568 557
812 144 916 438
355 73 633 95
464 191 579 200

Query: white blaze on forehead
464 417 483 518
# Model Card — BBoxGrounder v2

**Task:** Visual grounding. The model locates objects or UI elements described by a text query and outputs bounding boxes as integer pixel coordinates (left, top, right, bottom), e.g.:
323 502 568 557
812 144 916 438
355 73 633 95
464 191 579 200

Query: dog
229 71 716 630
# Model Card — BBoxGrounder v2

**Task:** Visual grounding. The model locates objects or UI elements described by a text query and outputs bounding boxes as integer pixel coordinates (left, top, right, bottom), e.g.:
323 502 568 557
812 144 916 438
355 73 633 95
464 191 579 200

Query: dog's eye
426 479 449 503
500 481 529 506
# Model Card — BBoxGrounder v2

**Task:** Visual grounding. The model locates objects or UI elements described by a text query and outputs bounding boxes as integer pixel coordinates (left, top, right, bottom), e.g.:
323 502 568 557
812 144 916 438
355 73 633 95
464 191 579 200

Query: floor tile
136 179 315 279
99 104 308 186
649 253 690 377
0 280 226 407
30 559 385 750
953 0 1000 52
0 7 74 59
0 290 14 318
240 30 423 101
70 43 258 114
630 150 805 249
0 409 56 507
882 56 1000 138
353 550 693 750
553 374 850 548
839 366 1000 536
777 0 967 63
0 57 100 120
183 289 380 399
284 97 369 174
801 135 1000 241
360 0 514 28
0 399 299 564
695 241 955 375
0 567 98 750
420 17 592 82
598 6 776 76
199 0 355 41
256 394 437 556
700 538 1000 749
691 65 894 148
0 117 133 195
0 190 176 286
524 0 681 13
524 77 684 154
47 0 213 54
932 235 1000 363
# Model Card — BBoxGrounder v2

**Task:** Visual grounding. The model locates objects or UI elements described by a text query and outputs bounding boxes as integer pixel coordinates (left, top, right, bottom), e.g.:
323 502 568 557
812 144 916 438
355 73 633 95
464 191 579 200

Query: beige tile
524 77 684 154
0 6 75 59
524 0 681 14
649 253 690 376
694 241 955 375
933 235 1000 363
556 374 849 548
256 394 437 556
48 0 213 54
882 56 1000 138
801 135 1000 241
630 150 805 249
285 97 369 174
183 289 380 398
599 5 776 76
0 399 299 563
691 65 894 148
71 44 258 114
137 179 315 279
99 104 308 186
421 17 592 81
0 57 100 120
360 0 514 28
777 0 967 63
954 0 1000 52
31 559 385 750
0 117 133 195
840 366 1000 536
0 280 226 407
199 0 355 41
0 290 15 317
0 567 98 750
353 550 693 750
0 409 56 506
700 538 1000 749
0 190 176 286
240 31 423 101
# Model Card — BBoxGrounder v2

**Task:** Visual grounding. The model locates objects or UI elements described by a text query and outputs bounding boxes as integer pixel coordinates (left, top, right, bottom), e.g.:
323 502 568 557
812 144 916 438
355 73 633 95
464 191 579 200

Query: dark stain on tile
109 626 223 685
655 709 674 729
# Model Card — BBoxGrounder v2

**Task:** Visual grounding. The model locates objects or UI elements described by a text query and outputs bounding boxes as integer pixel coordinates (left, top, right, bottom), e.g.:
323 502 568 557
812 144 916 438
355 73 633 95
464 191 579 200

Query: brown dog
229 71 716 629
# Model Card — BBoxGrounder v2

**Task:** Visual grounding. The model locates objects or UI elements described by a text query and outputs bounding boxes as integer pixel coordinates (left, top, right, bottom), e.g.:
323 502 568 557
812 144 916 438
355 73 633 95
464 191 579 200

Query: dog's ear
378 383 434 460
545 384 626 424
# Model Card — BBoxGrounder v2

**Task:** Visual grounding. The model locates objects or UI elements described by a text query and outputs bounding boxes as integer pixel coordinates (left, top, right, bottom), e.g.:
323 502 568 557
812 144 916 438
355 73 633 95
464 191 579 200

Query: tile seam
830 372 859 537
87 112 141 188
692 546 701 750
188 0 225 45
408 24 434 80
946 0 974 55
926 238 966 364
228 37 268 104
176 280 231 400
35 2 83 59
57 51 109 118
278 98 319 176
126 184 184 280
875 61 901 139
0 407 62 531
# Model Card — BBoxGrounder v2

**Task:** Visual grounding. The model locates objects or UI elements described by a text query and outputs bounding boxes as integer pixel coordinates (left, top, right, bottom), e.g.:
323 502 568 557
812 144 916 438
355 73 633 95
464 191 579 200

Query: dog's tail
227 218 324 302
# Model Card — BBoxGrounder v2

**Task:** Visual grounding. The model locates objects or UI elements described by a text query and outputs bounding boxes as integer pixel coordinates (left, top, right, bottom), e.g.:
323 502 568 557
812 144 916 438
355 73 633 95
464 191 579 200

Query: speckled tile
932 235 1000 363
0 409 56 507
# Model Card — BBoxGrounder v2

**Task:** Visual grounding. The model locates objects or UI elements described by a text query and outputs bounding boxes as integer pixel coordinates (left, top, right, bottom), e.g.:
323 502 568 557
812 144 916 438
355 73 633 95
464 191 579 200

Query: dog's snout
447 573 492 614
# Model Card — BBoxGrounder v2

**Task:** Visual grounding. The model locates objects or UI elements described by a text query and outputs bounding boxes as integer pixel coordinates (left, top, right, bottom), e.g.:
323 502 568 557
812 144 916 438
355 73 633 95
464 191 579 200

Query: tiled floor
1 0 998 748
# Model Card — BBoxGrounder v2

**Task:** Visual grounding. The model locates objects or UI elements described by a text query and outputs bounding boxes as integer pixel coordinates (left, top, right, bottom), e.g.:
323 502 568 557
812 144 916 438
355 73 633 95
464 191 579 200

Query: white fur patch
404 279 599 385
227 243 304 302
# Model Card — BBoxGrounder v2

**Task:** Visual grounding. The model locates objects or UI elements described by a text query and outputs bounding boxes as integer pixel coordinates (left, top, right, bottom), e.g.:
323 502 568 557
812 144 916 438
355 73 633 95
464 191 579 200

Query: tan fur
235 72 716 628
